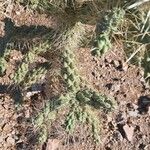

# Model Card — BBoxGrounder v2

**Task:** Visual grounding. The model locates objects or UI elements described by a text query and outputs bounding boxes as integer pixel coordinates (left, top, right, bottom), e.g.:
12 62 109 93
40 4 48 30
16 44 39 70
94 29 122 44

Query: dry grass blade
127 0 150 9
141 10 150 39
125 44 145 64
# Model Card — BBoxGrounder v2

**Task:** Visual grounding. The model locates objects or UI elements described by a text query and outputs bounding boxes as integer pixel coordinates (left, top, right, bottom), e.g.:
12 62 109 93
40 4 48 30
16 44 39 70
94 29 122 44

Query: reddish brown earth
0 95 16 150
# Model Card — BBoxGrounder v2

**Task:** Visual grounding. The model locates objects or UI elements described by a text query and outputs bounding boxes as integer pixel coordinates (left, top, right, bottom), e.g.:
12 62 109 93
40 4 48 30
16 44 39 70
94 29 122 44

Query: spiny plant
33 102 56 143
33 22 86 142
33 22 116 144
0 57 7 76
34 98 62 128
60 22 116 143
23 66 47 88
65 88 116 142
92 7 125 56
33 95 71 143
0 46 12 76
12 42 49 85
76 89 116 110
61 22 86 92
59 21 90 93
62 49 80 91
82 105 101 142
38 125 48 143
34 89 116 143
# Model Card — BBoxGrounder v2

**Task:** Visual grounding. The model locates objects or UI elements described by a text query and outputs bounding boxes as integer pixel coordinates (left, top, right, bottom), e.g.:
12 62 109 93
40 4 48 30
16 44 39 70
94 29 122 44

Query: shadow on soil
138 96 150 114
0 84 23 104
0 26 51 150
0 16 60 148
0 17 52 56
0 18 52 105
